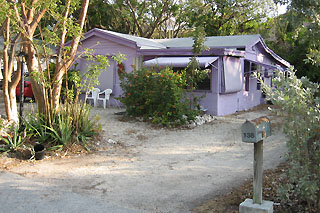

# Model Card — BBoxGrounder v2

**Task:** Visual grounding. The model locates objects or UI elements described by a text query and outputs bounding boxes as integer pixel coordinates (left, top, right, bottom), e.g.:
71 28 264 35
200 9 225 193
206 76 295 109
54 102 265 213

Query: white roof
144 57 219 68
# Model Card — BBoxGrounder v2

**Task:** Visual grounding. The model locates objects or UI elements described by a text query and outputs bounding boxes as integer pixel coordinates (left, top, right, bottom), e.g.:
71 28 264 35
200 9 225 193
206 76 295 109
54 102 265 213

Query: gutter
137 47 245 57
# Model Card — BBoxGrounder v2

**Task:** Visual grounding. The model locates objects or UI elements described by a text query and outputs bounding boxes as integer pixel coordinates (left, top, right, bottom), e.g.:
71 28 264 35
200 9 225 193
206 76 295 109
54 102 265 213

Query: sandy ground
0 100 287 212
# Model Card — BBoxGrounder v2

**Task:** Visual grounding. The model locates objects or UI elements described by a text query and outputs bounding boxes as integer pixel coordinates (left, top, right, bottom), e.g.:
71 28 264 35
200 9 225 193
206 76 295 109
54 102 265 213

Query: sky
278 3 288 15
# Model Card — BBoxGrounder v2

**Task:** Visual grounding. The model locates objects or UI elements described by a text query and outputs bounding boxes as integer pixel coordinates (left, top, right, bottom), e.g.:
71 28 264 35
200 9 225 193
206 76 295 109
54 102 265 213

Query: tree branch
8 33 21 82
20 2 28 25
55 0 71 72
0 22 4 35
11 3 28 37
68 0 89 58
51 0 90 109
30 8 46 33
125 0 143 36
30 0 39 7
146 1 169 38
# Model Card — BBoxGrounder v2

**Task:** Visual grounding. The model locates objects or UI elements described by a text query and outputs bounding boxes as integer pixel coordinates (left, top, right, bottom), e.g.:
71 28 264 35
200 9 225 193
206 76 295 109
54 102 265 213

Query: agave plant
0 127 24 154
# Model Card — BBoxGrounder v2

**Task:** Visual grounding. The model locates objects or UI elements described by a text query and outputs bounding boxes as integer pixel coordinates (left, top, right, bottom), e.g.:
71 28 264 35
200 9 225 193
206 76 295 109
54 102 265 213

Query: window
197 71 211 90
244 73 250 91
244 60 250 91
257 77 264 90
257 79 261 90
251 63 258 71
251 63 263 72
144 57 217 92
172 67 211 91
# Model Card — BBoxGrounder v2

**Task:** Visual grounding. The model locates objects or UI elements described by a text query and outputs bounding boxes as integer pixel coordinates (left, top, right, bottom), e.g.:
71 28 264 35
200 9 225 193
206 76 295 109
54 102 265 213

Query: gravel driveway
0 104 287 213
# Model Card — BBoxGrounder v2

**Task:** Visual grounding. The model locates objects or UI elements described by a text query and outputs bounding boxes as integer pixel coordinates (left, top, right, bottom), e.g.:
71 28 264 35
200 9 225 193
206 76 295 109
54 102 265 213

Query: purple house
76 28 289 116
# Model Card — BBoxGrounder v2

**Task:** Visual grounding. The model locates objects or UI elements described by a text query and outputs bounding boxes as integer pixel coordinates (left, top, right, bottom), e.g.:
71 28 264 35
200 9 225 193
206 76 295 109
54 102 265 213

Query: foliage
290 0 320 78
259 69 320 211
111 52 128 64
262 11 320 83
187 0 277 36
112 52 127 79
86 0 276 38
0 127 24 154
266 0 320 83
120 67 200 126
42 52 110 106
76 104 101 148
120 27 209 127
43 62 80 103
187 26 210 89
75 52 110 102
46 113 74 146
186 58 210 90
86 0 180 38
0 118 5 133
22 102 100 150
22 113 51 144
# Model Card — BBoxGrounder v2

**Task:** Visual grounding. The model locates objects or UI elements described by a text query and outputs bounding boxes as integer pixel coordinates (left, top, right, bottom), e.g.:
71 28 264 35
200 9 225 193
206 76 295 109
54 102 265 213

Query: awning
144 56 218 68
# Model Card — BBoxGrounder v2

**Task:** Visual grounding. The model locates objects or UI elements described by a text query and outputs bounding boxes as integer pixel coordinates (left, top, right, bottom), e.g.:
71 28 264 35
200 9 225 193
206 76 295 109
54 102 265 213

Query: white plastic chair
97 89 112 109
86 88 100 107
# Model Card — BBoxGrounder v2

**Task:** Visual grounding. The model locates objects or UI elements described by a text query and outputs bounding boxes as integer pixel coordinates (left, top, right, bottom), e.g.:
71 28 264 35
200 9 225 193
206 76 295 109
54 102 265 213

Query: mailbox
241 116 271 143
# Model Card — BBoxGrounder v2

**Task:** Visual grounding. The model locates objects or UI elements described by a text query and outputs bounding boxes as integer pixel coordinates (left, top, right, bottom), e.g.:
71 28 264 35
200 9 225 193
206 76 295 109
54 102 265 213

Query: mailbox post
239 116 274 213
253 140 263 204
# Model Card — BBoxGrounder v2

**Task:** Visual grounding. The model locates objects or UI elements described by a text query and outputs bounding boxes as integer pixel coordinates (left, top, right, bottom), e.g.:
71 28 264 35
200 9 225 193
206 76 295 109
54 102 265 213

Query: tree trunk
51 0 90 110
2 17 12 120
8 84 18 122
25 43 47 115
2 17 20 123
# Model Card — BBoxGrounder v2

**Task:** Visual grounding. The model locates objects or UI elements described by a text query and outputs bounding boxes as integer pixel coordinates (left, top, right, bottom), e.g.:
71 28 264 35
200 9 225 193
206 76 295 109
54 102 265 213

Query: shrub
0 127 23 154
120 67 200 126
22 102 100 150
259 69 320 211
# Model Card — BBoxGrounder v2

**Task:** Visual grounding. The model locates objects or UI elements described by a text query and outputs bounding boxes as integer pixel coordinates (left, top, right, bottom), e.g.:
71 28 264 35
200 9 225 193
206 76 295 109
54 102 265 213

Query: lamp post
18 51 27 124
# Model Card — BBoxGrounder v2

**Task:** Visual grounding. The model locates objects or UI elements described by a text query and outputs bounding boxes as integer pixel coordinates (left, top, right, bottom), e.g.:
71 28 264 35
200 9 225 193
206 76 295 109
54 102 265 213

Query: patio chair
86 88 100 107
97 88 112 109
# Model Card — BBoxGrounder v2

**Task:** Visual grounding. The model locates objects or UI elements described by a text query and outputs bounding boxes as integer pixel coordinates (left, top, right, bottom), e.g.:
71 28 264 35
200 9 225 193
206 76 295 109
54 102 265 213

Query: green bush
0 127 23 154
23 102 100 150
120 67 200 126
260 69 320 211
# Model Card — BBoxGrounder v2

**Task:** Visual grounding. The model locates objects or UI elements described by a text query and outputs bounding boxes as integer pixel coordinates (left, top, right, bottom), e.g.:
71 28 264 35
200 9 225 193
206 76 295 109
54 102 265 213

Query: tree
189 0 277 36
86 0 180 38
1 0 90 122
264 11 320 82
0 14 21 122
86 0 278 39
261 1 320 82
290 0 320 67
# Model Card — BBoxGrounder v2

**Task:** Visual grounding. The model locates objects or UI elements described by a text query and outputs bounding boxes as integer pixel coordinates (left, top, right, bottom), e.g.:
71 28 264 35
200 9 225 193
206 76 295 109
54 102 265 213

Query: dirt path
0 103 287 212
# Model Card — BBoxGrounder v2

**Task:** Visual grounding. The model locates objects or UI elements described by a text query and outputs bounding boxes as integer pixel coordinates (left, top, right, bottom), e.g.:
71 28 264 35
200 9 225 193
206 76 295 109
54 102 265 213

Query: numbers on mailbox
243 133 255 139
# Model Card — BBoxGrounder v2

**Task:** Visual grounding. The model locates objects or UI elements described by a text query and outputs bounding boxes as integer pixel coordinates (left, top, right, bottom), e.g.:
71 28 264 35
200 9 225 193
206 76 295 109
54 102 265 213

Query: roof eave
138 47 245 57
71 28 138 49
254 35 291 68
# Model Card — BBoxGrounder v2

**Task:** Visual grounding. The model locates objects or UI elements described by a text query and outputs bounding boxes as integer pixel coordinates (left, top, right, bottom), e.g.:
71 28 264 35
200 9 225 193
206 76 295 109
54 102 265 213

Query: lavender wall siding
218 93 239 115
218 79 264 116
78 35 136 56
77 35 138 98
216 55 273 116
